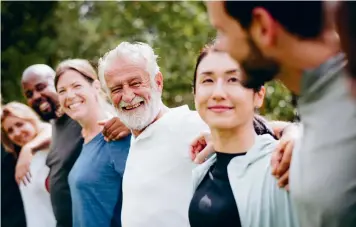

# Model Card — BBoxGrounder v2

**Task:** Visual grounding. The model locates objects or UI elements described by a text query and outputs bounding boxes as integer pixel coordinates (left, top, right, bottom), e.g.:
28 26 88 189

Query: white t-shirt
19 149 56 227
121 105 209 227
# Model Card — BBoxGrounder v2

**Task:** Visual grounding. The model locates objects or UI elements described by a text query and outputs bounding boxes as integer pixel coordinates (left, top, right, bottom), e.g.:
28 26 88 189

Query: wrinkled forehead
105 60 150 85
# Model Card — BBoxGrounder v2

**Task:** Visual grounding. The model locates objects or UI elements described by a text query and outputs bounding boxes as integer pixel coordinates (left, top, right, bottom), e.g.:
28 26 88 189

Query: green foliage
1 1 295 121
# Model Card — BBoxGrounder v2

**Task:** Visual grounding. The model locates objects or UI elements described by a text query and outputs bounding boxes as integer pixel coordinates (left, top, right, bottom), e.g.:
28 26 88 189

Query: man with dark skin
206 1 356 227
19 64 129 227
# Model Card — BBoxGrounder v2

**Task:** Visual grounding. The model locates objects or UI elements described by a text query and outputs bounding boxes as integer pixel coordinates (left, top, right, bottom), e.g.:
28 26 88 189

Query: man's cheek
112 95 121 109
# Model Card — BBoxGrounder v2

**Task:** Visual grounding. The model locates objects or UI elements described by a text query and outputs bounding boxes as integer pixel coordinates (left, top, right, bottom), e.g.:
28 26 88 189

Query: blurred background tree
1 1 296 121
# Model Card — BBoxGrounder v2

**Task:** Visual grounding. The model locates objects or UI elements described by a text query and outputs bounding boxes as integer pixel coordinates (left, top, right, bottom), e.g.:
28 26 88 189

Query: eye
202 78 213 83
15 122 24 128
7 128 13 134
131 82 141 87
111 87 122 94
228 77 240 83
36 83 47 92
58 89 65 94
73 84 82 89
25 91 33 99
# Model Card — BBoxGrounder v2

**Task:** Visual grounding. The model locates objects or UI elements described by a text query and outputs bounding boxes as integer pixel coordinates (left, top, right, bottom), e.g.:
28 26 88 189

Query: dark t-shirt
189 152 246 227
1 145 27 227
46 114 83 227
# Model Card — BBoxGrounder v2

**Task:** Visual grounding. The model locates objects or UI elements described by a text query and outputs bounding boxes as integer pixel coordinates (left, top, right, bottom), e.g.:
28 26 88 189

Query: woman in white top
189 45 298 227
1 102 56 227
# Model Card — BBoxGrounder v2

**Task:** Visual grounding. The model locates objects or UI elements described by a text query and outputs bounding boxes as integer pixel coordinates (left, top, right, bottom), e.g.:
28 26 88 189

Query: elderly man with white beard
98 42 207 227
98 42 296 227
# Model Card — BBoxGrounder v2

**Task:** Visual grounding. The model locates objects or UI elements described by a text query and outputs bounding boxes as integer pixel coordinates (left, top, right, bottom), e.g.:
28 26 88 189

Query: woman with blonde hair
1 102 56 227
55 59 131 227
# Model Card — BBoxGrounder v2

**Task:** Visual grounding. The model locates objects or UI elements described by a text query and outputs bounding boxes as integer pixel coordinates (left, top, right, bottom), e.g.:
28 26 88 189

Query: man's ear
154 72 164 92
254 86 266 108
250 7 278 48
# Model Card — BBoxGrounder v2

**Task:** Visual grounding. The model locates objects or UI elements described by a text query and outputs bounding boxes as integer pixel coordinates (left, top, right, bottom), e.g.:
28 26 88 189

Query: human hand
190 132 214 164
15 145 33 185
98 117 130 142
271 124 301 191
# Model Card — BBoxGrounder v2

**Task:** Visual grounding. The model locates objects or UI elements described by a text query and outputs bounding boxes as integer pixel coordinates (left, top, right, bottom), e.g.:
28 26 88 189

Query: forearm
26 123 52 153
268 121 291 139
268 120 301 139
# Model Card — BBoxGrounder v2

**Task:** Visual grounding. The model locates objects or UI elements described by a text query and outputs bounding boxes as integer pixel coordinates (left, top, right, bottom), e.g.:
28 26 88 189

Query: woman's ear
254 86 266 108
93 80 102 91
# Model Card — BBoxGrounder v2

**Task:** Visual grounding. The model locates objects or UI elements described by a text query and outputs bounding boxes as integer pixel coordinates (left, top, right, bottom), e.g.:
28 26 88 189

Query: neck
131 103 170 137
79 108 106 143
210 121 256 154
277 30 340 94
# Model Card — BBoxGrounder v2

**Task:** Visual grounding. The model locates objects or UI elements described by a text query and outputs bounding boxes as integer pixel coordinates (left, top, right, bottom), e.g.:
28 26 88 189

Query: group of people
2 1 356 227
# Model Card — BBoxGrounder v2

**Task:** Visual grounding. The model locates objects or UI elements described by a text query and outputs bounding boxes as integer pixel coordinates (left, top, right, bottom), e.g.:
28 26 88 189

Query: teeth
39 102 50 111
69 103 81 109
124 102 141 110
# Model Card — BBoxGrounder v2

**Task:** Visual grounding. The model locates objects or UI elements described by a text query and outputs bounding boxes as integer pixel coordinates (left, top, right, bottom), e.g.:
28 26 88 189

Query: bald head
21 64 55 83
21 64 59 121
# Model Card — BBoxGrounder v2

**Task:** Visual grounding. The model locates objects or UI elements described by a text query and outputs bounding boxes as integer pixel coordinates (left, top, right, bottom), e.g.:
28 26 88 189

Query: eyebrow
199 69 240 75
58 82 77 90
108 76 142 89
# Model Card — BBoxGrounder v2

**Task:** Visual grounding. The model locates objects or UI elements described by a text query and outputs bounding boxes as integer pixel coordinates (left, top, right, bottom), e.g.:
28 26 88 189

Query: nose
13 127 22 138
121 87 135 103
32 90 42 102
212 79 227 101
65 88 76 99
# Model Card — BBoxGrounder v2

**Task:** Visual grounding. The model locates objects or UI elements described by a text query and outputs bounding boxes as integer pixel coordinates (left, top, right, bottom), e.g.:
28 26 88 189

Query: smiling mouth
39 102 51 112
122 101 144 111
208 106 234 113
67 102 83 110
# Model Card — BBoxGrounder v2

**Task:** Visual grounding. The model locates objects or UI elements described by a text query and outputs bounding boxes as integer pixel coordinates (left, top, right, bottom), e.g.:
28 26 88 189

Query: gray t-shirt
46 114 83 227
290 53 356 227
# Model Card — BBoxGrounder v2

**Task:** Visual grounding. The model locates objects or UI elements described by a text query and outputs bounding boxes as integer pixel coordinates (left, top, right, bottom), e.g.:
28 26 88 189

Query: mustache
119 96 145 108
32 97 58 121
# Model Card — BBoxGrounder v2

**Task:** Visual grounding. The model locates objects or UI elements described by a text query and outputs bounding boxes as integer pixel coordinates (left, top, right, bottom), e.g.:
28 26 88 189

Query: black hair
193 44 275 138
192 44 262 94
224 1 324 39
253 114 277 139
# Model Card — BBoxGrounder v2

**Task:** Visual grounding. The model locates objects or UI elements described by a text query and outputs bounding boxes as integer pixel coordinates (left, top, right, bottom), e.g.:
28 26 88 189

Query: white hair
98 42 160 95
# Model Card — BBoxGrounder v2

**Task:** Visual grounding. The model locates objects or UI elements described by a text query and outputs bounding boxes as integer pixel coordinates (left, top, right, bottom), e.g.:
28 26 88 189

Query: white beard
115 90 162 131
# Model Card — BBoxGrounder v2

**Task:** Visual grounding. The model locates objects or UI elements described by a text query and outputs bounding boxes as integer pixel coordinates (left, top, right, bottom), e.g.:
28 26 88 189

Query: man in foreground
206 1 356 226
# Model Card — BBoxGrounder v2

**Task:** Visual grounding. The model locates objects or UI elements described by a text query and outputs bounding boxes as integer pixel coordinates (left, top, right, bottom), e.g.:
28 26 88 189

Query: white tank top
19 150 56 227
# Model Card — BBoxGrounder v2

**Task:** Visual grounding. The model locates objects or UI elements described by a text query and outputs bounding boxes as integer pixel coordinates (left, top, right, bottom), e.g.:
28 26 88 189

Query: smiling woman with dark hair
189 46 298 227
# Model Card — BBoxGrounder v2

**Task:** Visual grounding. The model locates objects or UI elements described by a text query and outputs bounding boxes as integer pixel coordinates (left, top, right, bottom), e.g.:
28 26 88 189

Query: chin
206 119 238 130
67 110 85 122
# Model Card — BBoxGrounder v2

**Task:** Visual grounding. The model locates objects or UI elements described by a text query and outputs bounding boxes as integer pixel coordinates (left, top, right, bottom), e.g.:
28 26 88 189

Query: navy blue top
189 152 246 227
69 133 131 227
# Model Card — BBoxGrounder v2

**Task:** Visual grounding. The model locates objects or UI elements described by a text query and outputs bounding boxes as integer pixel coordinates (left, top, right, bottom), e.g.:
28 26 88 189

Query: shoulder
108 134 131 147
107 134 131 154
168 105 209 136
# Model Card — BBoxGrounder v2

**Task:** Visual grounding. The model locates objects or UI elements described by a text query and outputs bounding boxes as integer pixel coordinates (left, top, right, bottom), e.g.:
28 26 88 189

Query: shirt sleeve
181 110 210 139
109 135 131 176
